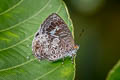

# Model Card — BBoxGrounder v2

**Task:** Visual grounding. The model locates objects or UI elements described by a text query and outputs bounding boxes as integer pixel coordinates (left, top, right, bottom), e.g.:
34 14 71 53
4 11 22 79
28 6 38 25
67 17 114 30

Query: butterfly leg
62 57 65 64
71 54 76 64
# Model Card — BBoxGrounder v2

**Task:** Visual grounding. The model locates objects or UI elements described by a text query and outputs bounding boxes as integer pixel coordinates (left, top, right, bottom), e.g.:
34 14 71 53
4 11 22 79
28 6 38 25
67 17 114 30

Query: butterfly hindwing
32 13 78 61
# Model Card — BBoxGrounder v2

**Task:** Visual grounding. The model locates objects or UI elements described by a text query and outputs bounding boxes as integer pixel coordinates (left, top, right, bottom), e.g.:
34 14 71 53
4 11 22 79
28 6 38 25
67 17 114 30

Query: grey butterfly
32 13 79 61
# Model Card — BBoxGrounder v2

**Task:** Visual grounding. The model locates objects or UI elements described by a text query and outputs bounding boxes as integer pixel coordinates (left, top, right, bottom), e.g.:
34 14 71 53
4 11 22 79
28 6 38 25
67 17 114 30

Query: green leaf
106 60 120 80
0 0 75 80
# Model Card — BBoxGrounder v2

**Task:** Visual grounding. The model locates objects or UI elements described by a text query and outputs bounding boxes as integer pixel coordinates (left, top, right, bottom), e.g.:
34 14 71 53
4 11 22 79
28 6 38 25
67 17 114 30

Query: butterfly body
32 13 79 61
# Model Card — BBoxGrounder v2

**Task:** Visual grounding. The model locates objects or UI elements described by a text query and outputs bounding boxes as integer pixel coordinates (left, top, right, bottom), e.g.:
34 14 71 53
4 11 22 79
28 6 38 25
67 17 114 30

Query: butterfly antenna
75 28 85 44
78 28 84 39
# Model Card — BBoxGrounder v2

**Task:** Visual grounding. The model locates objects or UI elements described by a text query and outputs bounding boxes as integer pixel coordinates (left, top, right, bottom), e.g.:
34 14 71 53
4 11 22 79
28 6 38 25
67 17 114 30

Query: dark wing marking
32 13 75 61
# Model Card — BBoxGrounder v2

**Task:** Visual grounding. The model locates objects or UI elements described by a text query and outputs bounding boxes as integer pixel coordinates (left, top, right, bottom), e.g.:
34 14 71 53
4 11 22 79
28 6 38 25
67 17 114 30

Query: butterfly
32 13 79 62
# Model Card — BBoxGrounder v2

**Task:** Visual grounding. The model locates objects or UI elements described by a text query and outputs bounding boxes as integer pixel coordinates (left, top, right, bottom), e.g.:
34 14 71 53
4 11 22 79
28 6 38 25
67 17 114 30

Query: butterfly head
69 45 79 55
74 45 79 50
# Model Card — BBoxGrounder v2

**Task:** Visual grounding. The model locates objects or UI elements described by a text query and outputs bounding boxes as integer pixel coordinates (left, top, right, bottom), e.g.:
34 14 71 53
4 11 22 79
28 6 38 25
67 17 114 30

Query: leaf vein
0 0 24 16
0 58 36 72
0 34 34 52
0 0 51 32
0 2 62 52
34 65 61 80
0 4 62 72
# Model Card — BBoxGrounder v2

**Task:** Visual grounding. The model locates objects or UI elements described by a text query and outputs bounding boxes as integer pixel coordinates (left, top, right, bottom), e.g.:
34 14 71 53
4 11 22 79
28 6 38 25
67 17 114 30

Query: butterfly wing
32 13 75 61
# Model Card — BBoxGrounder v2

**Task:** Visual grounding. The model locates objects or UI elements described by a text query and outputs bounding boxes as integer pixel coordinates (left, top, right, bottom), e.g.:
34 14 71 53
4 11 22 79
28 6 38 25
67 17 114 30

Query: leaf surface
0 0 75 80
106 60 120 80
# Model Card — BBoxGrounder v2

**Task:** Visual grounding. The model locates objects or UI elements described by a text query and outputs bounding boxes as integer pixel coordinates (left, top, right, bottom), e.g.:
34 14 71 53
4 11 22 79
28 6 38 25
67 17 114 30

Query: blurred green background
64 0 120 80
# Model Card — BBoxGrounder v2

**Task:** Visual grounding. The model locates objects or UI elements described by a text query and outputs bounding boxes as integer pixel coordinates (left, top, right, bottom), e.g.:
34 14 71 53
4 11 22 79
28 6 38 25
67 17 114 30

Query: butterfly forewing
32 13 77 61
